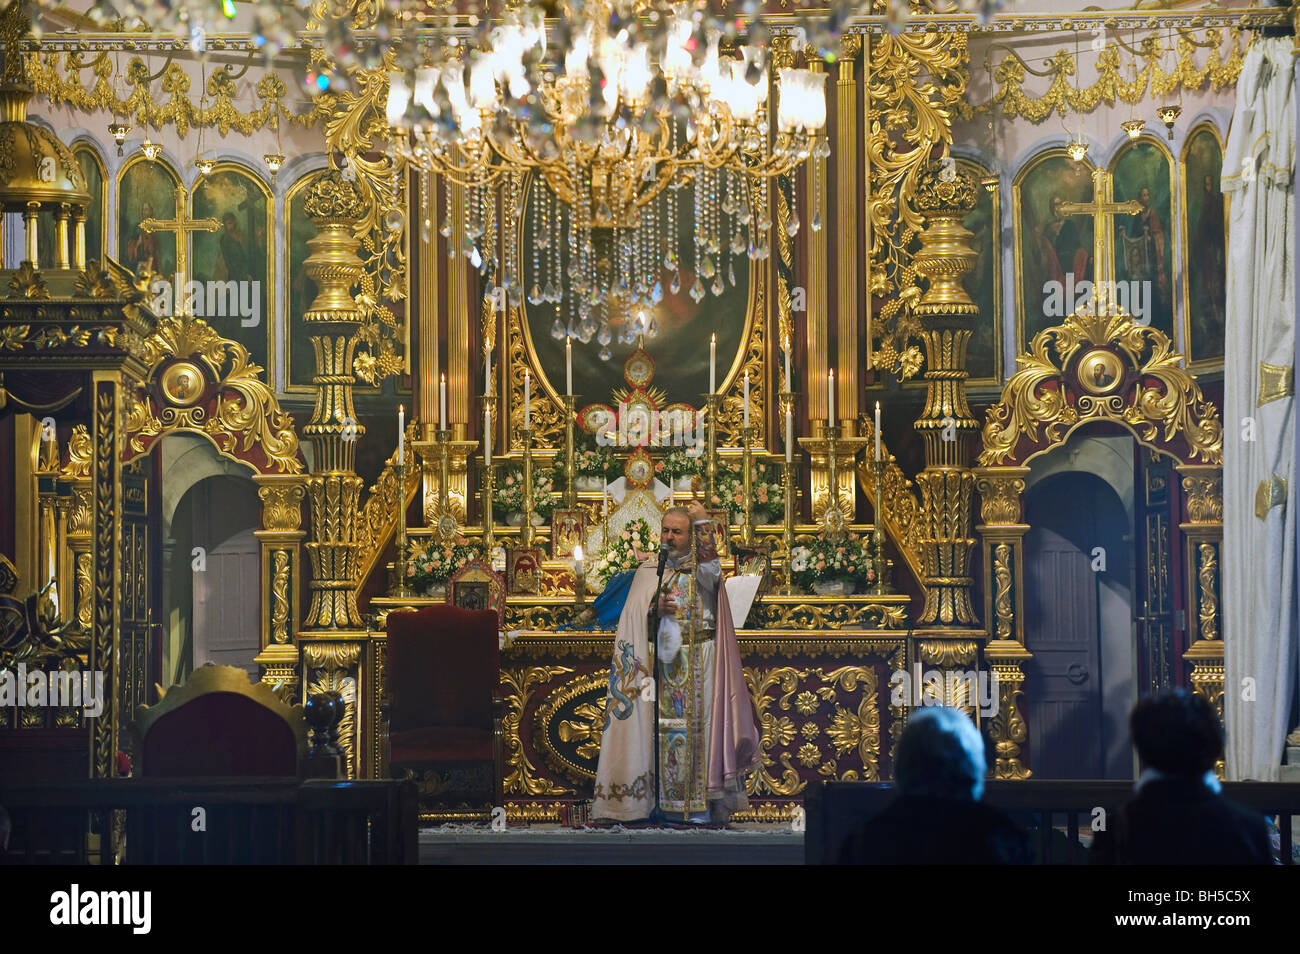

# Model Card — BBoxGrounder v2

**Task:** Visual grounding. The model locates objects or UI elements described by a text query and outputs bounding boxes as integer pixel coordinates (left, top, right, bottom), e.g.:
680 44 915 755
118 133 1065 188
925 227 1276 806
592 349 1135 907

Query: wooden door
192 528 260 677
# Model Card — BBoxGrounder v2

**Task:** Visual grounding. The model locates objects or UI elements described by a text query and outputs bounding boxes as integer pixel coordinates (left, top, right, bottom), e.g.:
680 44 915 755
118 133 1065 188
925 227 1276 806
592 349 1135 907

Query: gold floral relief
502 666 574 796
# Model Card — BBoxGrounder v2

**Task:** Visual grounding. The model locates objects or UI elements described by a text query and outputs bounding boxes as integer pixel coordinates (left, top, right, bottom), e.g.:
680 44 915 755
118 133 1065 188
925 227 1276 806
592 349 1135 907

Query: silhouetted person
837 707 1030 864
1089 690 1273 865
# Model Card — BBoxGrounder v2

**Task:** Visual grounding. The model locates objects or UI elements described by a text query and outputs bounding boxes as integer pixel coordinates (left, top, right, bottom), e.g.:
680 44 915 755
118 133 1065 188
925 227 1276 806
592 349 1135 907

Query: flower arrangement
587 518 655 589
657 445 705 481
707 461 783 515
493 465 555 518
556 435 619 483
789 533 875 591
408 539 482 593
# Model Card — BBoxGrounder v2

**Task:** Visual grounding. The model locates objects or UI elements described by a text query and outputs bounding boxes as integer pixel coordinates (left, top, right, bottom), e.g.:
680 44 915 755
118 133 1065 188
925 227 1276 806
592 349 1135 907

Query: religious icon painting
73 143 106 268
191 165 272 381
1180 123 1227 369
117 156 180 285
1109 138 1176 342
448 559 506 628
1013 149 1095 353
550 508 587 559
506 546 543 595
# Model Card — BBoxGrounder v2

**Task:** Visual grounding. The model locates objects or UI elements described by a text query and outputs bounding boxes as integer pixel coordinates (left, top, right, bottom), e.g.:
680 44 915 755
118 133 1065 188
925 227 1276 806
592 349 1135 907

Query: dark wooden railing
0 777 418 865
806 780 1300 864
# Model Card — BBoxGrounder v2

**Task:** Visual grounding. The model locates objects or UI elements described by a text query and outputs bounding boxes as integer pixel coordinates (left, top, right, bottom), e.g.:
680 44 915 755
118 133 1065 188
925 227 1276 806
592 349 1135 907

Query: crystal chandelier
385 1 829 359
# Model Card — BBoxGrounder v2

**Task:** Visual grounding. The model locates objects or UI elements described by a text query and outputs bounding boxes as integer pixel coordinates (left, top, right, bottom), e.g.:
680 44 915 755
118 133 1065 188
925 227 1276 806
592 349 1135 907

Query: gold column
803 54 829 425
253 475 307 702
447 167 470 440
911 163 979 626
90 372 123 778
418 170 440 436
974 467 1032 779
300 171 367 632
24 200 38 264
835 36 860 431
1178 464 1224 750
72 205 87 269
54 203 70 269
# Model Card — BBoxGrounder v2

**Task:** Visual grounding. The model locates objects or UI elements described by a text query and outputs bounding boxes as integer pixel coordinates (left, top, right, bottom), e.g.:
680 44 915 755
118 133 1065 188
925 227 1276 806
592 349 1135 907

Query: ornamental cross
140 185 220 313
1058 166 1141 297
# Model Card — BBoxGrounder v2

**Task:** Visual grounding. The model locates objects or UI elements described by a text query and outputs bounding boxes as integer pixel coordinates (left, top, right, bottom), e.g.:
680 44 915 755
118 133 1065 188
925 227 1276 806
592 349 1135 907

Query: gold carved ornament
352 439 420 585
1197 543 1219 643
980 28 1245 122
992 543 1014 641
979 310 1223 466
25 51 331 137
502 666 574 796
986 663 1031 780
531 671 610 784
1181 473 1222 525
868 31 968 381
121 317 303 474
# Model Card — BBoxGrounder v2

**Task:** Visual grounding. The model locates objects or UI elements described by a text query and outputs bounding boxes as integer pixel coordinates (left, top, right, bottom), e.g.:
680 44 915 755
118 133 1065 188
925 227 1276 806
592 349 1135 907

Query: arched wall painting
191 164 272 381
118 157 179 281
1110 138 1175 341
1180 124 1227 369
72 144 106 268
958 157 1001 384
520 175 752 407
285 173 320 393
1014 152 1095 352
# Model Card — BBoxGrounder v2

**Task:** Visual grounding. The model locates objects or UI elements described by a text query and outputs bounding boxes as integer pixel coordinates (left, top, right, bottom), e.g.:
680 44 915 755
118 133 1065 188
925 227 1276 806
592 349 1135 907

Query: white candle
875 401 881 460
484 407 491 465
784 345 791 391
786 406 793 464
709 333 716 394
574 543 584 579
743 371 750 428
439 374 446 431
828 370 835 423
524 368 531 429
566 336 573 396
398 404 404 465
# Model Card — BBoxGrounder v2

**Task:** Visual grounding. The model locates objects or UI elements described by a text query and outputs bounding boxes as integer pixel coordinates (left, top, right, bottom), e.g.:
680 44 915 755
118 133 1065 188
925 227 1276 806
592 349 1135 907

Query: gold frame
70 139 107 267
1178 121 1228 372
190 159 277 394
1011 146 1096 357
1107 134 1178 344
114 151 181 275
513 171 762 439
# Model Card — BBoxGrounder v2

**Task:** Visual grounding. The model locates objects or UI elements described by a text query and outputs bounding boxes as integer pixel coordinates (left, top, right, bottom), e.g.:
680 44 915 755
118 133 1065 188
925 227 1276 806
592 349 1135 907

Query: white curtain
1222 36 1298 781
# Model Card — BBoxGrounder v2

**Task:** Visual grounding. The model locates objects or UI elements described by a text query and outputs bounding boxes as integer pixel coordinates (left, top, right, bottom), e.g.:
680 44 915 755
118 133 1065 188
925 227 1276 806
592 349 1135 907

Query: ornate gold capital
974 468 1029 526
1178 465 1222 525
256 476 306 531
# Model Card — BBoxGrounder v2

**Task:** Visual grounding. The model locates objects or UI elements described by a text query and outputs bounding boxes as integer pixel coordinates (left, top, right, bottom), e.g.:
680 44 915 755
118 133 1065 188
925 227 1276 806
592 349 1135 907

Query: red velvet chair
384 604 504 807
131 664 306 777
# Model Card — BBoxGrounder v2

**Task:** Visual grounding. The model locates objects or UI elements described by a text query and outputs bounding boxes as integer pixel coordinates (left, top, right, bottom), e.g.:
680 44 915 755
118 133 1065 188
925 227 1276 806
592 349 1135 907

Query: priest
592 501 760 824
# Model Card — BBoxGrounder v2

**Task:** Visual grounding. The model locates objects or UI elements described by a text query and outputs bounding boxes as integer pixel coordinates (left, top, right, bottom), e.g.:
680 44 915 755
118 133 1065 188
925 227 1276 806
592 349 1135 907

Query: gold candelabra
391 455 414 598
480 391 496 550
520 425 536 548
704 392 720 504
775 389 799 595
739 424 757 548
432 428 456 543
797 423 868 543
562 394 578 508
869 454 893 595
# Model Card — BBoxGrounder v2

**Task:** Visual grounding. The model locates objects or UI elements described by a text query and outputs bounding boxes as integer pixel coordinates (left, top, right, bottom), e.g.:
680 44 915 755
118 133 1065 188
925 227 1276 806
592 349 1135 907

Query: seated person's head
1130 689 1222 776
895 706 987 801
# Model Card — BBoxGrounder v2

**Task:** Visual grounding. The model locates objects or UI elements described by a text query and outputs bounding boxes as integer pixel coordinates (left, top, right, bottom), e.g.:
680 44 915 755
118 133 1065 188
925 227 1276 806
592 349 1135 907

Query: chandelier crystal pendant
385 1 829 360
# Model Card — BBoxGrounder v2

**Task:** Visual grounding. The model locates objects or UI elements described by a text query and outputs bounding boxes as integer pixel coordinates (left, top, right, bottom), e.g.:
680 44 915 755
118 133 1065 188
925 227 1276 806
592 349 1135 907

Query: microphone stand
648 543 669 823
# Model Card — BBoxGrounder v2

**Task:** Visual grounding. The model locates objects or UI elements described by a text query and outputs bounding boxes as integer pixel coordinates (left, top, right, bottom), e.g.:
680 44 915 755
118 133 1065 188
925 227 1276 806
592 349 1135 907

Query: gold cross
1058 167 1141 292
140 185 219 312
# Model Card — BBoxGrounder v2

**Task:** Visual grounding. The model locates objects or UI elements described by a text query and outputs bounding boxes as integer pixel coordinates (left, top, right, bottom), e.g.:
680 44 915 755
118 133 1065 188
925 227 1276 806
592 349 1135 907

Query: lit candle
709 333 716 394
574 543 584 579
828 370 835 423
484 407 492 465
524 368 531 429
786 405 793 464
743 371 750 428
439 374 447 431
566 336 573 396
398 404 404 465
875 400 881 460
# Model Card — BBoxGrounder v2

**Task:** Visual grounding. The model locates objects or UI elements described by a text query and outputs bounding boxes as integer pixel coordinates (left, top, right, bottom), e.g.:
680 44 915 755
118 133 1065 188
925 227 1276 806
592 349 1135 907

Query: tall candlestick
524 368 531 429
709 333 716 394
828 370 835 423
566 336 573 395
743 371 750 427
875 401 881 460
439 375 447 431
784 346 791 391
786 405 793 464
398 404 404 465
